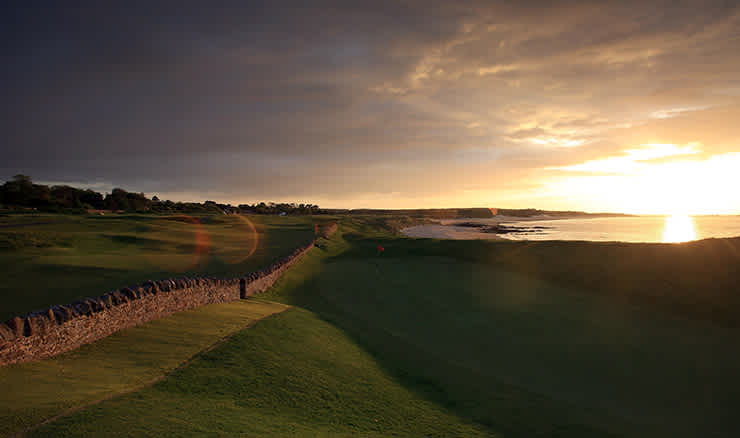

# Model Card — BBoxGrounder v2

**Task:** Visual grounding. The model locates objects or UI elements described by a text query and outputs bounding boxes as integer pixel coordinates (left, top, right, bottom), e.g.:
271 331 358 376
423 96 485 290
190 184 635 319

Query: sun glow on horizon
543 150 740 215
662 214 697 243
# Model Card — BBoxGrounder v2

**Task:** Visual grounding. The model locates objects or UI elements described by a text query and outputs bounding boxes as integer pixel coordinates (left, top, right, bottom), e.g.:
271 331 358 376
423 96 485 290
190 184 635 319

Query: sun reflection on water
662 214 697 243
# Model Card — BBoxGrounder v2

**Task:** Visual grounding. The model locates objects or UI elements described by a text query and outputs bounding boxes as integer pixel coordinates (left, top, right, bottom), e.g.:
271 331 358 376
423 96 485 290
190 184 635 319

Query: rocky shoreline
453 221 552 235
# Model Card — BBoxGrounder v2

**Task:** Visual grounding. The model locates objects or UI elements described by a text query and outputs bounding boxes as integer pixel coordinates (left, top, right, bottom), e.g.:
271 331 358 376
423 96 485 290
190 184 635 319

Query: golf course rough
0 237 325 367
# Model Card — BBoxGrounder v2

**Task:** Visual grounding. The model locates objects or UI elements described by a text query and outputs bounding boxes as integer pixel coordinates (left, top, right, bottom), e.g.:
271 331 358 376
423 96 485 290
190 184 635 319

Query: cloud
650 106 710 119
1 1 740 210
623 143 700 161
550 143 702 174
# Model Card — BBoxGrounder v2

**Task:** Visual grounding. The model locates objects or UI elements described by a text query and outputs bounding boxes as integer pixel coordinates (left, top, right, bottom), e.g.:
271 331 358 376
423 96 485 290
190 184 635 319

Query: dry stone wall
0 238 321 367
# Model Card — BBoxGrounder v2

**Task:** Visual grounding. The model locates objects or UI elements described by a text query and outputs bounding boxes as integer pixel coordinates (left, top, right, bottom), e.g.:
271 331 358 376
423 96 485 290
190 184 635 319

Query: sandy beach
401 215 558 240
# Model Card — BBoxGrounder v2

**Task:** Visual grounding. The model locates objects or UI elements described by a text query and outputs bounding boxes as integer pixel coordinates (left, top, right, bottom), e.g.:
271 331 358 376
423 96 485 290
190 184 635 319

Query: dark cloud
2 1 739 208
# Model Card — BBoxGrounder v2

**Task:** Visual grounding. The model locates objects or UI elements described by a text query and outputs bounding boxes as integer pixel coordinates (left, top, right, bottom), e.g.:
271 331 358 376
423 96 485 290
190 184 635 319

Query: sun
662 214 697 243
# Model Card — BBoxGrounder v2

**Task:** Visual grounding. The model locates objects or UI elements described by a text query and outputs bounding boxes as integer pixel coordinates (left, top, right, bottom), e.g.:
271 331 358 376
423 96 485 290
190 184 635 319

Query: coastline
401 215 740 243
401 224 507 240
400 214 583 240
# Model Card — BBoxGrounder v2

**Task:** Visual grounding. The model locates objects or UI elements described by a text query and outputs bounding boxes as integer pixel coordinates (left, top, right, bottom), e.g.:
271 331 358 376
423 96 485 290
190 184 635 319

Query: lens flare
178 215 211 271
190 217 211 268
220 215 259 264
144 215 211 272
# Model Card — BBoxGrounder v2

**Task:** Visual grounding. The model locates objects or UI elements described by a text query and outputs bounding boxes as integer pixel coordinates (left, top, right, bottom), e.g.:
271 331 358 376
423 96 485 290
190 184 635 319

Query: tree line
0 175 321 215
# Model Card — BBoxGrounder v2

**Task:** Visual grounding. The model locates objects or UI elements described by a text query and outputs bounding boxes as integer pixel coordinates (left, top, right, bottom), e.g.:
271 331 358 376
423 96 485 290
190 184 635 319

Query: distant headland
0 174 630 219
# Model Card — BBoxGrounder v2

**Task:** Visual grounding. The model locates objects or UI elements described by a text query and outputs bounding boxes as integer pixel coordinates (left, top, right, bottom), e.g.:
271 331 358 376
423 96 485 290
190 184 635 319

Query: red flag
377 245 385 253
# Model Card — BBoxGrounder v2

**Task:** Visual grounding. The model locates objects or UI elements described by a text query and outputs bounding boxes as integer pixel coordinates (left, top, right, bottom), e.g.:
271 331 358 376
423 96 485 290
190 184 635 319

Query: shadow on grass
263 219 740 438
263 224 626 437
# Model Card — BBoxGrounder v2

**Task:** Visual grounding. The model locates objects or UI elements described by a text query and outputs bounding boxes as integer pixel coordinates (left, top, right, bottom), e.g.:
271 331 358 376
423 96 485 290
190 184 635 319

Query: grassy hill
26 308 490 438
261 221 740 437
0 213 317 321
3 217 739 437
0 299 289 437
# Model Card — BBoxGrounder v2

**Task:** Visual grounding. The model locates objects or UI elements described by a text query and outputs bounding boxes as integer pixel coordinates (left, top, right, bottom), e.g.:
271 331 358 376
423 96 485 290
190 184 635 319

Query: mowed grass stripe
0 299 288 437
27 308 491 438
0 213 317 321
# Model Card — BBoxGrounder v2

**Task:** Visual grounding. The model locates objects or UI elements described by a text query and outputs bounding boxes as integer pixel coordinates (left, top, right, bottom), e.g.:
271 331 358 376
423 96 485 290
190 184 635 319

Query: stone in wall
6 317 24 338
0 238 318 367
0 323 15 342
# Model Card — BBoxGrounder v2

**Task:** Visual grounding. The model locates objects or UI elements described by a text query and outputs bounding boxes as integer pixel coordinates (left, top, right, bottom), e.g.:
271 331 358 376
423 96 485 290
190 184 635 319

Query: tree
105 188 130 210
79 189 104 209
12 174 32 185
1 175 51 207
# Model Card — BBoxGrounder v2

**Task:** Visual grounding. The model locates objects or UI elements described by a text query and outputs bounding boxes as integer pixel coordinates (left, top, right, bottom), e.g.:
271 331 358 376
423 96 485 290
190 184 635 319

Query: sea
486 215 740 243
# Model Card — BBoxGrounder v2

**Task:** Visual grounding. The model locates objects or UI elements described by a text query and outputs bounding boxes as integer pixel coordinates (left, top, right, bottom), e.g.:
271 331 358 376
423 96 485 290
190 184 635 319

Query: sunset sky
3 1 740 214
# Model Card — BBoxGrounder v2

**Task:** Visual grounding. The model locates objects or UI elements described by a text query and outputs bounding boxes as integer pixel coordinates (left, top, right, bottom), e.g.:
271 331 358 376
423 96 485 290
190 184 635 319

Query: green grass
27 307 490 438
0 299 288 437
393 234 740 327
259 220 740 437
0 213 317 321
5 217 740 437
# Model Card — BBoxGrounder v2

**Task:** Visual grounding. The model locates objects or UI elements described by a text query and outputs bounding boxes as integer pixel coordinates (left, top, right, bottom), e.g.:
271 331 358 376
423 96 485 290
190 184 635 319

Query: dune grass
0 299 288 437
0 213 316 321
